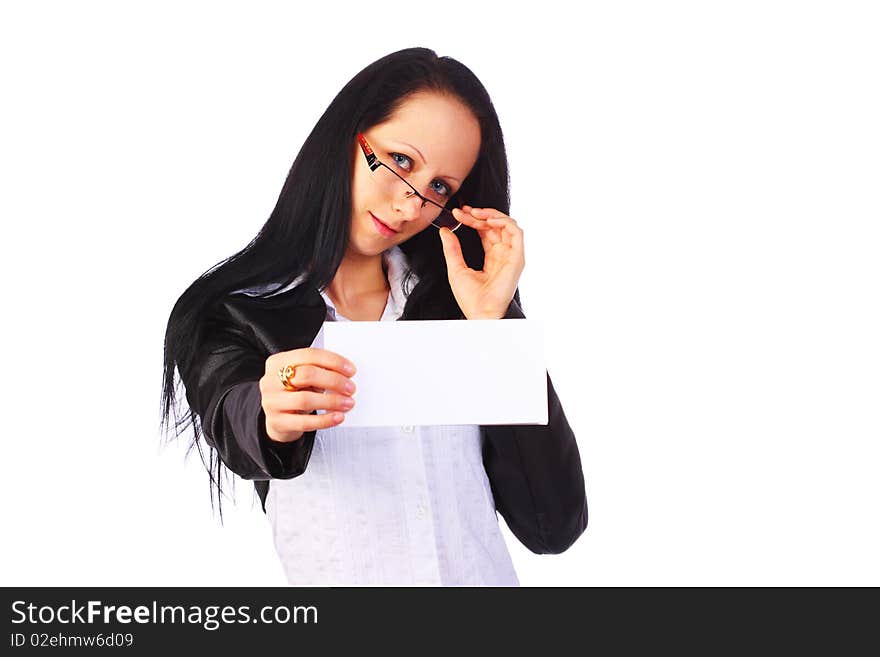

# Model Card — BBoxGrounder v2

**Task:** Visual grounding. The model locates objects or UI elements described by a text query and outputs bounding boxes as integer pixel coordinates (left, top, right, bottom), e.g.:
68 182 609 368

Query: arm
177 296 316 480
481 298 588 554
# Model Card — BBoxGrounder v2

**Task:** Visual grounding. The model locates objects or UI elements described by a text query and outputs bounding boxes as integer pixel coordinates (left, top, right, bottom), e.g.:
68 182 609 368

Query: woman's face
349 91 481 256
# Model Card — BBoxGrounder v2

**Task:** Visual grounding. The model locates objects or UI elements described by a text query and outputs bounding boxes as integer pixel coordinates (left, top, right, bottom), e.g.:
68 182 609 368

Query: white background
1 1 877 586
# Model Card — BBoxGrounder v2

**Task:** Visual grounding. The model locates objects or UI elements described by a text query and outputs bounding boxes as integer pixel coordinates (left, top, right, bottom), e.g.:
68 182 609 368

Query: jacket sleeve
481 298 588 554
177 296 315 481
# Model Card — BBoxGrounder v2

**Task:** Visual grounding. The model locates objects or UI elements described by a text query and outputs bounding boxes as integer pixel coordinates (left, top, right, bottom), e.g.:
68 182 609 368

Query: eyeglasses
357 133 462 232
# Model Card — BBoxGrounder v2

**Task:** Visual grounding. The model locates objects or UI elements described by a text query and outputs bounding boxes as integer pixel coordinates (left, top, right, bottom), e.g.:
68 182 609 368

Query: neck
326 248 390 307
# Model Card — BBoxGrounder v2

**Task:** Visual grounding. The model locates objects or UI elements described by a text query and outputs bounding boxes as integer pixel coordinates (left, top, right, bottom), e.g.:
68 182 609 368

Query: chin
349 232 390 257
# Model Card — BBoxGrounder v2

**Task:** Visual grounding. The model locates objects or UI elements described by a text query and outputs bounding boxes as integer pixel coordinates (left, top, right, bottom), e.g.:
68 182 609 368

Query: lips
370 212 399 236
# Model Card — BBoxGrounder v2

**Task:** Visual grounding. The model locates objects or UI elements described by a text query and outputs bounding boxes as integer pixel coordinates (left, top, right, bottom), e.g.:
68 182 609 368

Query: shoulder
204 285 328 354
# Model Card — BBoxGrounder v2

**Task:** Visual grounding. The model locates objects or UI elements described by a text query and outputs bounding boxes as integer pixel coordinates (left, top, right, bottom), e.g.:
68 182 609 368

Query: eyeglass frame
356 133 462 232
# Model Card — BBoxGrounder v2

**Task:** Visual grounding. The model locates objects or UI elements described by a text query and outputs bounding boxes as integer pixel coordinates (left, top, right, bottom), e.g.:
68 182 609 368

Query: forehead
370 92 481 175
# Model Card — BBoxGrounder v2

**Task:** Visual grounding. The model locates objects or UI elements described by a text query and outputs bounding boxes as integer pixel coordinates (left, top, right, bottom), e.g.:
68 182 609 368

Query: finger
485 217 513 247
273 389 355 414
270 347 357 376
469 207 513 221
438 225 469 273
480 223 502 247
452 208 502 251
451 207 493 230
486 216 522 249
269 410 348 433
279 364 356 395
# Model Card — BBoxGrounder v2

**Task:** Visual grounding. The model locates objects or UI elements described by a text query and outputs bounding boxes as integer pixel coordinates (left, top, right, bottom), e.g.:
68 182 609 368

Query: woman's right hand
260 348 357 443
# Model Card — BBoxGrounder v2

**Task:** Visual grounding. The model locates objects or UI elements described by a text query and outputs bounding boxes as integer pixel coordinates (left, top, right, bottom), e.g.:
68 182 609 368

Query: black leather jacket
178 284 588 554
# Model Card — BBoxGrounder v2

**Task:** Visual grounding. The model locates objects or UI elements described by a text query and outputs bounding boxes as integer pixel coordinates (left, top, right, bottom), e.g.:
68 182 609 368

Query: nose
391 189 424 222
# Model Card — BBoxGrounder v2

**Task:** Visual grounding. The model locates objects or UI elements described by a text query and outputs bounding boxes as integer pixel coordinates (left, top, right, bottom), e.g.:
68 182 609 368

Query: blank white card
317 319 547 427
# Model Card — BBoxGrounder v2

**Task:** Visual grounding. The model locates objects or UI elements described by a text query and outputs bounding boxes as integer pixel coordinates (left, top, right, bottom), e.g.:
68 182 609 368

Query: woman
161 47 587 585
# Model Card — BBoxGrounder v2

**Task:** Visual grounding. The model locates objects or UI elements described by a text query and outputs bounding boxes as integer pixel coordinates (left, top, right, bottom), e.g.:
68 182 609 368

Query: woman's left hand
438 205 525 320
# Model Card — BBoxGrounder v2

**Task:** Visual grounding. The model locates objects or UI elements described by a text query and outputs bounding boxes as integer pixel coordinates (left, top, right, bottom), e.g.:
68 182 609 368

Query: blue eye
390 152 412 171
431 180 451 197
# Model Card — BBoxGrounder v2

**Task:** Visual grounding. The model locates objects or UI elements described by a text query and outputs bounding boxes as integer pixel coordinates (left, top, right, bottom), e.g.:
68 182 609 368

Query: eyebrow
395 141 462 184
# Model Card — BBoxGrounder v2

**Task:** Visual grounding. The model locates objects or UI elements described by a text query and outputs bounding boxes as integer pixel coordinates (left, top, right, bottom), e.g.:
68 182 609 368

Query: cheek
351 175 367 207
405 218 435 238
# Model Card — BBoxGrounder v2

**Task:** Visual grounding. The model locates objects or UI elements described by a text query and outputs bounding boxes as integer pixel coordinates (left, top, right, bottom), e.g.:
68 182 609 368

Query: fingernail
344 381 355 394
333 412 345 422
344 363 356 375
341 398 354 409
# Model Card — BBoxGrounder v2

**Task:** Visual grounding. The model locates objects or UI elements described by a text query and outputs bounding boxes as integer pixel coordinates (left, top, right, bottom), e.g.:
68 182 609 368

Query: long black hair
160 47 516 515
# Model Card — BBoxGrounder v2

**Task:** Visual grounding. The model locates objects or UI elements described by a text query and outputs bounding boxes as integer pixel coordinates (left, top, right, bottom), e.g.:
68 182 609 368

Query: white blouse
258 246 519 586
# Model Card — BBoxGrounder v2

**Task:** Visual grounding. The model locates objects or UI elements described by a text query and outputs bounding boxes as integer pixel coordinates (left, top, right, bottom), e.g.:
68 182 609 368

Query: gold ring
278 364 298 391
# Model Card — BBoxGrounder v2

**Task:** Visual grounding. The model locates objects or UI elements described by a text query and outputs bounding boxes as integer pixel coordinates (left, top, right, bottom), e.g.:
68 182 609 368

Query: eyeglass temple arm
357 133 382 172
